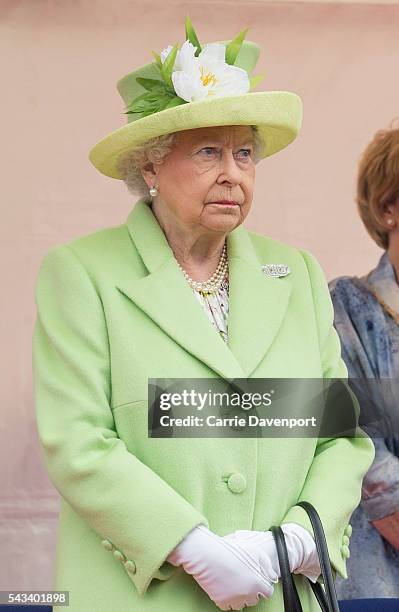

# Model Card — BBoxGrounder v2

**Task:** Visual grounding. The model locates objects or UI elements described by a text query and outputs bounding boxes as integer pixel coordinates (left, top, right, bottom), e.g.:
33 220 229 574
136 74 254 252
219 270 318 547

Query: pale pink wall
1 0 398 590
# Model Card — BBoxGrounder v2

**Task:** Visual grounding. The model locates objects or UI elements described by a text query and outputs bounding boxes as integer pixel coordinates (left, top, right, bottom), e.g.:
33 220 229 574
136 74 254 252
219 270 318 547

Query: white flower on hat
161 40 250 103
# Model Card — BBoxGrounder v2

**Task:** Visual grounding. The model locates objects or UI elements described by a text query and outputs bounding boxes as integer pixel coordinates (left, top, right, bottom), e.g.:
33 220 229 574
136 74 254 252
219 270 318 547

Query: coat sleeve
32 243 209 596
280 249 375 580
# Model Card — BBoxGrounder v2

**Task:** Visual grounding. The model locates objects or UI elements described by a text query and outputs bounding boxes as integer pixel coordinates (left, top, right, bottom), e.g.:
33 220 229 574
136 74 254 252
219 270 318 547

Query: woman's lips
209 201 238 206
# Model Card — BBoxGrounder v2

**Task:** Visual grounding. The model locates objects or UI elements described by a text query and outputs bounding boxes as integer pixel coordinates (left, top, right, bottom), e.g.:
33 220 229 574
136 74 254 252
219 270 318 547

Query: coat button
124 560 137 574
101 539 114 551
341 545 350 559
342 535 349 546
227 473 246 494
344 524 352 537
113 549 125 562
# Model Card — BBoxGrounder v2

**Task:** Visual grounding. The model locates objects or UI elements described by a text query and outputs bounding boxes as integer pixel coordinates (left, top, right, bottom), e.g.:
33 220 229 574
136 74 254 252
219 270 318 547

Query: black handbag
270 501 341 612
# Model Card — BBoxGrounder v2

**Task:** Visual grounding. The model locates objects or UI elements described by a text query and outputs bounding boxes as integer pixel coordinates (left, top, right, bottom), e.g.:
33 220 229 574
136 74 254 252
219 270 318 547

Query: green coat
32 197 374 611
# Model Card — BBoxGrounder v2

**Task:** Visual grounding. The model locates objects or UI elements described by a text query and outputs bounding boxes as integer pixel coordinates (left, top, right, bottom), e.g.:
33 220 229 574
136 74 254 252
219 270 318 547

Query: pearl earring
149 185 158 197
387 219 394 226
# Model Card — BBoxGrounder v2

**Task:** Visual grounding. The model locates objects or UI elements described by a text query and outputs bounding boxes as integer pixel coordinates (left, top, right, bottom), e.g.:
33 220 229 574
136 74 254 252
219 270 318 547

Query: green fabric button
124 560 137 574
101 539 114 552
113 549 125 562
227 473 246 494
342 535 350 546
345 524 352 537
341 545 350 559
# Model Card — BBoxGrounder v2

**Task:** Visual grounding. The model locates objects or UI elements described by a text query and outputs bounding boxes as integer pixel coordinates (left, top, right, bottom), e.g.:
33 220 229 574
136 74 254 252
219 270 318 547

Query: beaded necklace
177 242 228 294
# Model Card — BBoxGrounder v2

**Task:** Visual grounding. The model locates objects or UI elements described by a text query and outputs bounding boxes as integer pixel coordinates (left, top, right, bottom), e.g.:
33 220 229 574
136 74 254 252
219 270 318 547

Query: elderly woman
32 19 374 612
329 124 399 599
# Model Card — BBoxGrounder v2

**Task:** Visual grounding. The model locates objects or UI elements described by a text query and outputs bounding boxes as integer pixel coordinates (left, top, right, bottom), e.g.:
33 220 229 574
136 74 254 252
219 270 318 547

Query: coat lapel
116 198 292 380
227 226 292 376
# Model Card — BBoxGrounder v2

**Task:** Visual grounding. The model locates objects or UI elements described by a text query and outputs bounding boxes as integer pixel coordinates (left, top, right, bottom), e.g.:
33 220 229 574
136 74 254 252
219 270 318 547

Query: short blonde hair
356 120 399 249
117 125 265 199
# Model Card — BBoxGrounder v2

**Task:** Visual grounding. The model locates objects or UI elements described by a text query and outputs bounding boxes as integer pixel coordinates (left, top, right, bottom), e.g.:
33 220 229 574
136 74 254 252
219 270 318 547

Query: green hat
89 16 303 179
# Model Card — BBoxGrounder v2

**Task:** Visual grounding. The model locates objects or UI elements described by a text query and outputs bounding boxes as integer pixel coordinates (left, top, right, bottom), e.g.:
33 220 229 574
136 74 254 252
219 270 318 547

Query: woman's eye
199 147 252 158
238 149 252 158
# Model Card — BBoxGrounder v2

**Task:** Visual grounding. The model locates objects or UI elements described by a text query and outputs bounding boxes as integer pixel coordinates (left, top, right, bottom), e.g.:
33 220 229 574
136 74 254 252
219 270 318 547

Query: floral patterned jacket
329 251 399 524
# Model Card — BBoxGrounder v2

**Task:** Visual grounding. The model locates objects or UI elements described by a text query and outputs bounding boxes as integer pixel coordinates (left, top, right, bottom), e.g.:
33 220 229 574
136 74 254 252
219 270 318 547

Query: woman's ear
381 197 399 229
140 161 157 190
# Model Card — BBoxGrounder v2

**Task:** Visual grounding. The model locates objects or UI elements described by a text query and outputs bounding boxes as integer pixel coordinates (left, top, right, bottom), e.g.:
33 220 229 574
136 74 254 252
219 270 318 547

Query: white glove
281 523 321 583
166 524 277 610
224 523 321 584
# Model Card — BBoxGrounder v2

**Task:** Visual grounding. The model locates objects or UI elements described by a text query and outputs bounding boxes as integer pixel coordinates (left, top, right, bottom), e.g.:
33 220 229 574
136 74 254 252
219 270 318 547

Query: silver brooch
261 264 291 278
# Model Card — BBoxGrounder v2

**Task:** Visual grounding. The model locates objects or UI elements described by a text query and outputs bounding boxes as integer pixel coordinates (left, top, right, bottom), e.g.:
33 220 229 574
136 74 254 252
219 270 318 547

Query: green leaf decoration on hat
185 14 202 56
160 43 179 89
151 51 163 70
249 72 266 90
125 83 185 117
164 96 187 110
135 77 170 93
125 66 186 117
225 27 249 66
125 90 185 118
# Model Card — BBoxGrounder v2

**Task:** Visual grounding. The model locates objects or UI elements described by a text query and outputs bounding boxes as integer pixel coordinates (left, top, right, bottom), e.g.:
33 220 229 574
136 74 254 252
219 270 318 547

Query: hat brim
89 90 302 179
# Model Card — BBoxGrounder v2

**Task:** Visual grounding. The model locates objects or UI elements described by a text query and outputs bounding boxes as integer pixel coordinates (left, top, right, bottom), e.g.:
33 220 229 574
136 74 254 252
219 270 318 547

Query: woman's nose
217 149 244 183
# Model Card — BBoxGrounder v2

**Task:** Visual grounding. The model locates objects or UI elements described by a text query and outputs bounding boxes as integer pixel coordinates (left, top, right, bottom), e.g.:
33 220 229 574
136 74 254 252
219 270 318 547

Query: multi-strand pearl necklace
177 243 228 294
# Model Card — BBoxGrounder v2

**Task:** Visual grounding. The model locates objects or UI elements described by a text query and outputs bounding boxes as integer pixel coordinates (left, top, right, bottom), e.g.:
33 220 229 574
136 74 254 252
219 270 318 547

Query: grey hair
117 125 265 199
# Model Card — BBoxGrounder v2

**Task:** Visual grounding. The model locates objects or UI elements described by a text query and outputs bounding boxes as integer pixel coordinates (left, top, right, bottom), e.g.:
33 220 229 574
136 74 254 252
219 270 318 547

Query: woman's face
143 125 256 236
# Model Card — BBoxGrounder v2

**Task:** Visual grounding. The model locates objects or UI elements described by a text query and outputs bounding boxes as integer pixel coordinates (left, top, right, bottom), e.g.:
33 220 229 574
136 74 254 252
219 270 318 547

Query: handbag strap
296 501 340 612
270 525 302 612
271 501 341 612
310 581 330 611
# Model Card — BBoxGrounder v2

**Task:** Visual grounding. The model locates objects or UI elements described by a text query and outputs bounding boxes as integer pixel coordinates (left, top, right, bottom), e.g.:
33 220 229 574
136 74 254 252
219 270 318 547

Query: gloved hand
281 523 321 582
224 523 321 584
167 524 277 610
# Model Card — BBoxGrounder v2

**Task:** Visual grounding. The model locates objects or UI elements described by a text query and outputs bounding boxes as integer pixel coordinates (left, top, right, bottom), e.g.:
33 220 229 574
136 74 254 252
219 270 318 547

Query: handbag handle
270 525 302 612
296 501 340 612
271 501 341 612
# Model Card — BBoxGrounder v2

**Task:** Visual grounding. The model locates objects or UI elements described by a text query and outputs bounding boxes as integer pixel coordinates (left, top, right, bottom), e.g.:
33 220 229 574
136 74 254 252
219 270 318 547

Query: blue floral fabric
329 251 399 598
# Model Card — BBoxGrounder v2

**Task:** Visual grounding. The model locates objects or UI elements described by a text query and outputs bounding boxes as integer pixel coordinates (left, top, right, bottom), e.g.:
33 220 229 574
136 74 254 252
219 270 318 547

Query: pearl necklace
177 243 228 294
